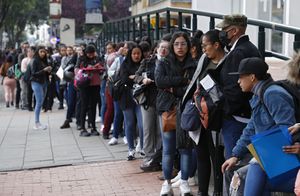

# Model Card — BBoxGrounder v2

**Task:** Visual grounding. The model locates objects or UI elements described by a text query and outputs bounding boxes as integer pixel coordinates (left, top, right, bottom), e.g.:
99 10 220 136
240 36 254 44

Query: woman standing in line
118 44 144 160
30 46 52 130
155 32 196 196
0 56 16 107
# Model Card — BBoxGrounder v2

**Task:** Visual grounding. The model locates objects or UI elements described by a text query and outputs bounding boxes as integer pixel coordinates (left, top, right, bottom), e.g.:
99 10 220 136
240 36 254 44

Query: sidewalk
0 104 130 171
0 101 199 195
0 160 164 196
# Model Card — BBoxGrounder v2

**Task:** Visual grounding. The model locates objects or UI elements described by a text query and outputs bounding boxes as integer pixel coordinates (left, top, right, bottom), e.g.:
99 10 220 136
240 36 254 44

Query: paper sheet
188 129 201 145
200 74 215 90
56 66 64 80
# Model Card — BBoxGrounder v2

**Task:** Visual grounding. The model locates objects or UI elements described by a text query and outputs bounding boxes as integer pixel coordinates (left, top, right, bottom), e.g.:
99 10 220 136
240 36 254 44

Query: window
271 0 284 53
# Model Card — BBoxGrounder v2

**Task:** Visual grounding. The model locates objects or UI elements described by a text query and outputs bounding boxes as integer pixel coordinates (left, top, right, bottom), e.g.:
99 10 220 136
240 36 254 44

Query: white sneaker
160 180 173 196
108 137 118 145
33 123 47 130
95 117 101 123
123 136 128 144
127 149 135 161
188 176 196 186
171 179 181 188
135 139 141 153
179 180 191 195
171 171 181 183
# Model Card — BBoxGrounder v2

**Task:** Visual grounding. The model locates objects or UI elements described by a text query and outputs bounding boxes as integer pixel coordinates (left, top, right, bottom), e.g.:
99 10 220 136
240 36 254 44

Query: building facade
192 0 300 57
131 0 191 15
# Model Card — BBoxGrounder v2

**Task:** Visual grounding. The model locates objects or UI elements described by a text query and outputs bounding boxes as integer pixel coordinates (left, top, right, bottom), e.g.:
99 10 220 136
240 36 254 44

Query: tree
1 0 49 47
102 0 131 22
0 0 12 30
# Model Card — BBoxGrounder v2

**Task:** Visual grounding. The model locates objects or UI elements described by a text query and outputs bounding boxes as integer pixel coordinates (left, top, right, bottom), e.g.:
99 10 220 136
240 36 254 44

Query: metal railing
97 7 300 60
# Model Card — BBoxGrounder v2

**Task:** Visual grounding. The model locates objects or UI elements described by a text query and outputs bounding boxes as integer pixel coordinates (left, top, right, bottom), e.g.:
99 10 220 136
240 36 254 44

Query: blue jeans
31 81 47 123
123 104 143 151
161 130 176 180
221 119 247 159
100 80 107 122
179 148 193 180
112 101 123 138
66 82 77 120
244 162 296 196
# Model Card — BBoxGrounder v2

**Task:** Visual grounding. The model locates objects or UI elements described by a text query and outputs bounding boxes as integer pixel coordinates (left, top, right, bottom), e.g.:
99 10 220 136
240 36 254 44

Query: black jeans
195 129 224 195
27 81 35 109
66 83 77 120
79 85 100 129
15 80 21 106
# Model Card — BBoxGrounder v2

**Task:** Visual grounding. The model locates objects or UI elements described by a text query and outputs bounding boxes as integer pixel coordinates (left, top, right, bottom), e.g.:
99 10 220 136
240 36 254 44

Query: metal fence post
122 20 125 41
166 10 171 33
147 15 151 38
209 17 215 30
258 26 265 59
155 13 160 41
127 19 130 41
178 12 182 31
133 17 136 41
192 14 197 33
139 16 143 39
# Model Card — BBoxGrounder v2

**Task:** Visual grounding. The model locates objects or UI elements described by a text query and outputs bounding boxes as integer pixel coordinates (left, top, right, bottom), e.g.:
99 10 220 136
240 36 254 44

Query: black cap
228 57 268 76
85 45 96 54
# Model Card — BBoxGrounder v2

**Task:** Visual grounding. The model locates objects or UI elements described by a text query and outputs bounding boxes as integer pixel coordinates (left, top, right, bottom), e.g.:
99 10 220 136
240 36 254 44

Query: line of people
1 12 300 196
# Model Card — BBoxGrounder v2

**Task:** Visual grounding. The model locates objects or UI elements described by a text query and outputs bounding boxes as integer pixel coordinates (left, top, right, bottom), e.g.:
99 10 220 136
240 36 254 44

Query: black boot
80 129 90 137
90 128 100 136
6 102 9 108
60 120 70 129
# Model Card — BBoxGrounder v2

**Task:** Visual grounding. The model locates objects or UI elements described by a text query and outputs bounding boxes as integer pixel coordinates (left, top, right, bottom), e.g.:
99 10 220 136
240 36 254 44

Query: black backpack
6 66 15 79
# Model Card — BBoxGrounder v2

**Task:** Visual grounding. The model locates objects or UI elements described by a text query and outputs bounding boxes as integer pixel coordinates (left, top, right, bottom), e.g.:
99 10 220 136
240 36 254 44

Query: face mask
219 31 231 47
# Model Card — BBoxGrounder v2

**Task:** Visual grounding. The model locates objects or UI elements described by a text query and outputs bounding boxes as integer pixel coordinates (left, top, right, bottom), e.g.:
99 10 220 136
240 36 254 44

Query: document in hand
250 126 300 184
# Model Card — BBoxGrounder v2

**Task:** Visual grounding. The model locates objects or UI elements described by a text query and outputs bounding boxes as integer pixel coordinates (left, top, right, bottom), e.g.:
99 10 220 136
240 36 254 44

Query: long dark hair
123 45 144 66
34 46 48 65
169 31 191 56
203 29 225 49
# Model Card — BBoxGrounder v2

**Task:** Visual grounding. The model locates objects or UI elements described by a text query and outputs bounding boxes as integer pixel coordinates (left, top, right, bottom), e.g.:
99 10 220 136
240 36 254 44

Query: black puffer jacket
155 54 196 114
30 57 49 84
134 55 158 109
118 59 141 110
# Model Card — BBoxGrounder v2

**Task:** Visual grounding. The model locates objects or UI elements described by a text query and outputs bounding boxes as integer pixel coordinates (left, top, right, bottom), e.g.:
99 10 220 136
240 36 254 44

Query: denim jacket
232 80 296 159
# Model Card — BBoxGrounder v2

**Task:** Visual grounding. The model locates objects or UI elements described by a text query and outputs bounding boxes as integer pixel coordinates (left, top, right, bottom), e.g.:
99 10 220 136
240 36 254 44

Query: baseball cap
228 57 268 76
216 14 247 29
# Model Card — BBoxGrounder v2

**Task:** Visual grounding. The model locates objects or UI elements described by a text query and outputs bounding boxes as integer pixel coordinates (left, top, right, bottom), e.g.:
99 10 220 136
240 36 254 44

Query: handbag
132 84 147 105
63 64 75 82
181 99 201 131
74 69 91 88
162 106 177 132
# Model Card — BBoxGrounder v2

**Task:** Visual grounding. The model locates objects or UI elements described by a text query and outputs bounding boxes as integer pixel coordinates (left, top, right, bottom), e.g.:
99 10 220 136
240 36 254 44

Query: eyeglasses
174 42 187 47
159 46 169 50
